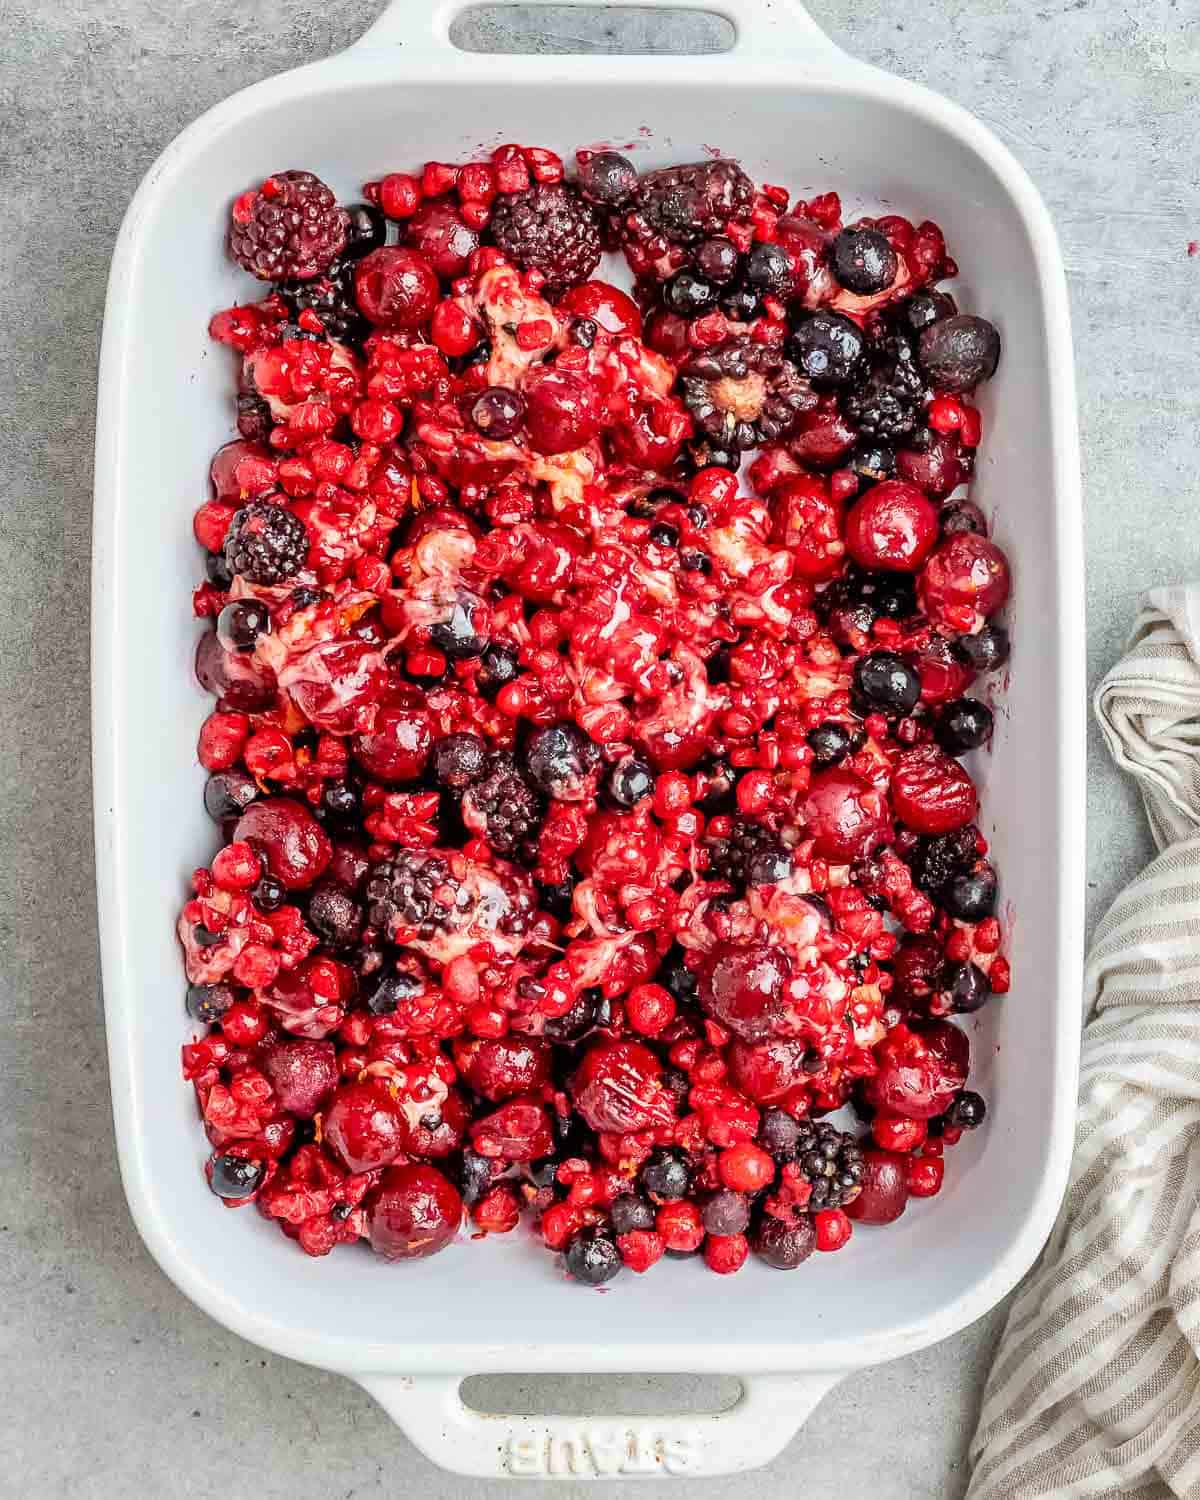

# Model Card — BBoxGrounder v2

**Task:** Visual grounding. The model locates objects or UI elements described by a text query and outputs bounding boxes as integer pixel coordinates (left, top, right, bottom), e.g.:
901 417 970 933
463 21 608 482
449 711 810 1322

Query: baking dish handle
352 0 843 64
357 1370 842 1478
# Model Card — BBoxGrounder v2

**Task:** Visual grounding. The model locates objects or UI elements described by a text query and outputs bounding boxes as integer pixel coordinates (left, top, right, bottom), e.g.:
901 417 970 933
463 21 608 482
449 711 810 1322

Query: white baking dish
92 0 1085 1478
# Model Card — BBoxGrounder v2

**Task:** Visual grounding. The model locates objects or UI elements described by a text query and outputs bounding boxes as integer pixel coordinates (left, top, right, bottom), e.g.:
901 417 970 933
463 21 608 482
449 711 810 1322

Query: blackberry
224 500 308 585
365 848 454 939
279 259 366 343
791 1121 864 1210
228 170 349 282
908 825 981 892
630 159 755 245
490 182 601 294
680 336 816 451
462 754 541 862
840 330 929 443
705 817 792 889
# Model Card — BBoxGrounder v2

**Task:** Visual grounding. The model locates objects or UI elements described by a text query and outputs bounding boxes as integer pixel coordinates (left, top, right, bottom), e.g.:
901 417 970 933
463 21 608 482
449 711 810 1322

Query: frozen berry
565 1227 622 1285
491 182 601 293
751 1213 815 1269
523 368 601 454
429 587 489 659
523 722 599 801
852 651 922 715
187 983 234 1024
947 960 991 1013
604 756 655 808
610 1193 657 1235
432 733 488 788
367 1163 462 1260
844 1148 909 1224
803 767 893 863
844 481 939 573
640 1149 691 1203
917 314 1001 391
788 311 865 387
224 501 308 585
353 703 433 783
233 797 332 890
207 1153 265 1201
948 1090 987 1129
216 599 270 652
228 171 348 281
306 881 363 949
891 745 978 834
832 226 897 294
405 197 480 279
577 150 637 205
471 386 525 439
935 698 994 754
664 270 718 317
354 246 440 328
630 159 754 244
943 863 998 921
259 1039 338 1117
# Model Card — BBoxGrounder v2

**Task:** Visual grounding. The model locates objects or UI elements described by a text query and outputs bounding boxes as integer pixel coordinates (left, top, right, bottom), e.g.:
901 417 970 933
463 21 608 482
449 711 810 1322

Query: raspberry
228 171 349 282
490 183 601 293
223 500 309 585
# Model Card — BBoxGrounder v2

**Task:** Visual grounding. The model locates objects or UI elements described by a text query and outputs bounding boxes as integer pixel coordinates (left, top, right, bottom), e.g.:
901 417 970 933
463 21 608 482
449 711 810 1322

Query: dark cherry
844 1149 909 1224
367 1163 462 1260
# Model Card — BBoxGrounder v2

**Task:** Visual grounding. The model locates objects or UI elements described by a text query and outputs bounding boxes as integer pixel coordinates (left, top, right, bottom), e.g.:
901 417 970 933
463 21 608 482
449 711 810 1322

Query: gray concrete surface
1 0 1195 1494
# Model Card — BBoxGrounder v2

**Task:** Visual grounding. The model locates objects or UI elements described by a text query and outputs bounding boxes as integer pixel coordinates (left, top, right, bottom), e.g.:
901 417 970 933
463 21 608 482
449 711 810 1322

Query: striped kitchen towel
967 585 1200 1500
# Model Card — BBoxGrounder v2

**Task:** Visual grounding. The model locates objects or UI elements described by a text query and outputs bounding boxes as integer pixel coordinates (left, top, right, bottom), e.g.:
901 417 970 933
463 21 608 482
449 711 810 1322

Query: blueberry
942 863 998 921
659 950 698 1004
940 500 987 538
366 967 423 1015
849 439 895 484
523 723 599 800
694 236 741 284
806 720 855 767
917 315 1001 392
897 288 956 334
526 1156 562 1191
650 521 679 547
744 242 792 294
788 311 866 387
537 873 578 924
760 1108 802 1161
542 985 598 1042
205 550 234 590
307 881 363 948
252 874 286 912
605 756 655 809
948 1089 987 1129
576 150 637 206
193 923 223 948
947 960 991 1013
640 1149 690 1203
936 698 994 754
701 1189 750 1236
433 732 488 789
747 845 792 886
569 317 597 348
471 386 525 439
315 784 358 832
476 641 520 697
204 769 258 822
430 588 488 660
342 202 388 259
609 1193 657 1235
957 624 1010 674
186 983 234 1024
832 226 898 295
564 1227 622 1285
459 1148 493 1205
719 285 762 322
208 1153 264 1201
664 270 718 318
852 651 921 715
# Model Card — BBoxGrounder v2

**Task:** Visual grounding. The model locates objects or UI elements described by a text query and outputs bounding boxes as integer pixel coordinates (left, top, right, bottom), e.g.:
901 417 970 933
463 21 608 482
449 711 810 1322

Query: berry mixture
183 144 1009 1284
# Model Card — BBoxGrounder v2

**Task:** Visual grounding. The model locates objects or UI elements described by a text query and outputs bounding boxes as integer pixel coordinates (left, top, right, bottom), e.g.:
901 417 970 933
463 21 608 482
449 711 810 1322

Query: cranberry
718 1143 775 1193
813 1207 853 1252
844 1148 910 1224
523 368 601 454
453 1036 551 1101
558 279 642 337
728 1037 814 1102
704 1233 750 1275
470 1098 554 1161
194 631 277 713
367 1163 463 1260
404 198 481 279
570 1041 674 1134
354 247 440 328
891 745 978 834
323 1079 407 1171
699 944 790 1043
864 1020 969 1120
844 480 939 572
259 1040 337 1117
919 533 1011 631
804 767 893 863
233 797 332 889
397 1085 469 1159
351 702 433 783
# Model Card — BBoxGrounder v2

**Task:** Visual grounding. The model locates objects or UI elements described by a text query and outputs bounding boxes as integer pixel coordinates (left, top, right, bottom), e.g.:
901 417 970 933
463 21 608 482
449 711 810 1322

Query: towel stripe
968 586 1200 1500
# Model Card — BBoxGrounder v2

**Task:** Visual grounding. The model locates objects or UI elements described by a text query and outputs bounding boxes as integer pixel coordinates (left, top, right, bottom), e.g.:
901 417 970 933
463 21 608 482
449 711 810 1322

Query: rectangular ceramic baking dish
93 0 1085 1479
